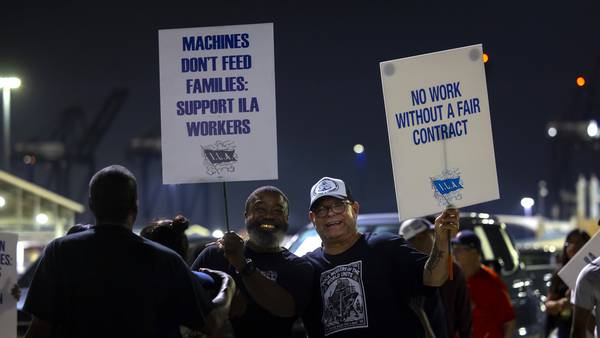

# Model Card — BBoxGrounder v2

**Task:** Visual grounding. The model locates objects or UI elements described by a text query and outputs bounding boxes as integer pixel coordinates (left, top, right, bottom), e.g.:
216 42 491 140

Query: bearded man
191 186 313 338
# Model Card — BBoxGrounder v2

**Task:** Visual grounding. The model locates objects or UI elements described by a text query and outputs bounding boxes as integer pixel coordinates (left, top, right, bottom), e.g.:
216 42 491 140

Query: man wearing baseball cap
400 219 472 338
452 230 515 338
302 177 459 338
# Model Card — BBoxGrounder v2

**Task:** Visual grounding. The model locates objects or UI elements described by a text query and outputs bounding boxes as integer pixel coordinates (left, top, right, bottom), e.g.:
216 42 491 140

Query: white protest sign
380 44 499 220
0 232 17 338
558 230 600 290
159 23 277 184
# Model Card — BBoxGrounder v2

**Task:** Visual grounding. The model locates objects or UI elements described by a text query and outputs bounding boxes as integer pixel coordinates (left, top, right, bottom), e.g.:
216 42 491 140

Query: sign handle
442 140 453 280
222 182 230 233
445 202 455 281
447 231 453 280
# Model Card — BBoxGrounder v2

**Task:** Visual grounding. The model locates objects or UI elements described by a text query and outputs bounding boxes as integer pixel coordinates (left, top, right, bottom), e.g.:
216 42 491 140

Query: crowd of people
16 165 598 338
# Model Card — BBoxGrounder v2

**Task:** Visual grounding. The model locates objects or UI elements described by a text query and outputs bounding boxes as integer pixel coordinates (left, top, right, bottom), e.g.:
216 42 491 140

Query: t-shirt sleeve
191 245 211 271
382 235 430 296
169 254 213 330
191 245 226 271
23 240 62 322
572 266 595 310
279 257 314 316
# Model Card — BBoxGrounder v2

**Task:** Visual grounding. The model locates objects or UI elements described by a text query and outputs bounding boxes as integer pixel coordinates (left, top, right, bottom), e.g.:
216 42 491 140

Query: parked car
285 212 546 338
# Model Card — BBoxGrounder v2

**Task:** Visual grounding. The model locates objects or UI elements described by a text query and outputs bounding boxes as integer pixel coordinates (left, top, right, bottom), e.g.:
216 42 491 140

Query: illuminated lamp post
0 77 21 171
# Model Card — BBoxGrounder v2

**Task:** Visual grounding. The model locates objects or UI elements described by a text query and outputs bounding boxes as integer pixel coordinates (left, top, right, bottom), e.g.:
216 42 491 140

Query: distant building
0 170 84 273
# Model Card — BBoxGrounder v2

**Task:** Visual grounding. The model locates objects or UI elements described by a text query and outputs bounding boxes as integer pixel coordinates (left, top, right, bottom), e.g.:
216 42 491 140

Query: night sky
1 2 600 232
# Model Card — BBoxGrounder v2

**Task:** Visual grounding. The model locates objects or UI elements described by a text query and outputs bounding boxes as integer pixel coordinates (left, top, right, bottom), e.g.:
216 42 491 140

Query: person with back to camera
141 215 233 338
140 215 192 263
141 215 217 288
23 165 235 338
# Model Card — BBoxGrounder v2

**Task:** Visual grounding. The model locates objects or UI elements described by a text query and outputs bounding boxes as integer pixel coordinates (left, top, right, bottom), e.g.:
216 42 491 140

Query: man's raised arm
423 208 459 287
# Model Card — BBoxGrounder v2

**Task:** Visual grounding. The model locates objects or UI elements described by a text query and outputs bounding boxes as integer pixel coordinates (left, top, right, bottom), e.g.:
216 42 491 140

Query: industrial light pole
0 77 21 171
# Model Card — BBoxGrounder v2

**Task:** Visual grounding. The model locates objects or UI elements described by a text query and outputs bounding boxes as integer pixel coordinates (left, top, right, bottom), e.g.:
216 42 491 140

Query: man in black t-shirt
302 177 459 338
192 186 314 338
23 165 234 338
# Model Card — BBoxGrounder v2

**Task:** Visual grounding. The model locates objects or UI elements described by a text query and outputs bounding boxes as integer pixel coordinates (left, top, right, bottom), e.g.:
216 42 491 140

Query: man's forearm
242 271 295 317
423 240 449 287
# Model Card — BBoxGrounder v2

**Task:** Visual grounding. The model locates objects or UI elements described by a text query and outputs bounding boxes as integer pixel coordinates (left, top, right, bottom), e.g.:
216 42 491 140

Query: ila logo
431 168 464 206
314 179 339 196
202 141 238 176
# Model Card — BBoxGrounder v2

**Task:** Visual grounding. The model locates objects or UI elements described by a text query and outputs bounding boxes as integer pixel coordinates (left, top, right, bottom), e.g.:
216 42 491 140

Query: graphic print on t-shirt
258 269 278 282
320 260 368 335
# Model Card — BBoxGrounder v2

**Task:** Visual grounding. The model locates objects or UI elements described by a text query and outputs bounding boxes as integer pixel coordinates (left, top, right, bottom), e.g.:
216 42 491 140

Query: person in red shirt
452 230 515 338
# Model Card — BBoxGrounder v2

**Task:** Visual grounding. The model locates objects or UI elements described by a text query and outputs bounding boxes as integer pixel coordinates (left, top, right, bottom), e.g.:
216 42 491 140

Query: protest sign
159 23 277 184
380 44 499 220
0 232 17 338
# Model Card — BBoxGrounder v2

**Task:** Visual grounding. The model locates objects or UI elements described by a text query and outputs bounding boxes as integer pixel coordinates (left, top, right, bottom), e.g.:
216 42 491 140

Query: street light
353 144 364 154
35 212 49 225
520 197 535 216
0 76 21 171
482 53 489 64
587 120 599 138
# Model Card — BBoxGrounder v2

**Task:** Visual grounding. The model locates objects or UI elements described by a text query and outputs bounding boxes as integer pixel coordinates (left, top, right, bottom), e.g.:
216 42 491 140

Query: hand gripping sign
380 45 500 280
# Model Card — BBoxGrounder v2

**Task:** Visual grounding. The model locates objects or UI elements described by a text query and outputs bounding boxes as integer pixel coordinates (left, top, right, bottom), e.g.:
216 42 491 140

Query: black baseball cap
451 230 481 252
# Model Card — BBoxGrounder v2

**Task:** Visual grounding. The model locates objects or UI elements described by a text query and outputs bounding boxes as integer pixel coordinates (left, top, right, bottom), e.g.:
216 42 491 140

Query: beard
246 218 289 249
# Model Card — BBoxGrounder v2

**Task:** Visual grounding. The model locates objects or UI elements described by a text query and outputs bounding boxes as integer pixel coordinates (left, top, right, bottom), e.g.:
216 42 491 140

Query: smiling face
309 196 359 247
245 190 289 249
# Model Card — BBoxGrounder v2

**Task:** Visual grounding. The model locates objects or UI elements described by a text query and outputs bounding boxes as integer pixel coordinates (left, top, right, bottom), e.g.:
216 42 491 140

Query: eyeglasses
313 201 351 218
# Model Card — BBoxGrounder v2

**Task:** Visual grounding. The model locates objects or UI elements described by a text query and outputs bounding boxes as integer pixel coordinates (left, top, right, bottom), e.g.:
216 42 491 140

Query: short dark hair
141 215 190 260
245 186 289 214
89 165 137 223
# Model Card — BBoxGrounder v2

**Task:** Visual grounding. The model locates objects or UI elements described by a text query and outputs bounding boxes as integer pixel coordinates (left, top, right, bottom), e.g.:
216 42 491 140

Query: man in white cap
400 218 472 338
302 177 459 338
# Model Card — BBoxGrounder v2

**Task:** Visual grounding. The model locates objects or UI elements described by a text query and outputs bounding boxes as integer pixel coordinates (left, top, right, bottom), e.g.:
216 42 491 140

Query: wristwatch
239 258 256 276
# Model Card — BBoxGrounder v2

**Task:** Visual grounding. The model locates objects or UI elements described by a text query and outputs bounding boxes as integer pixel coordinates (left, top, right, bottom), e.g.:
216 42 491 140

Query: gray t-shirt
572 256 600 338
